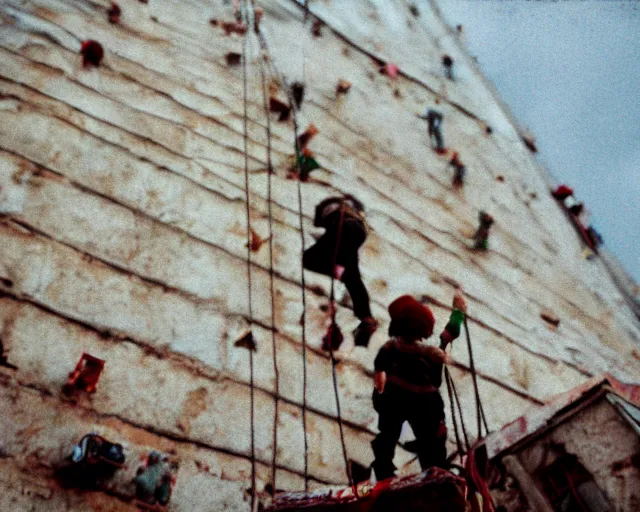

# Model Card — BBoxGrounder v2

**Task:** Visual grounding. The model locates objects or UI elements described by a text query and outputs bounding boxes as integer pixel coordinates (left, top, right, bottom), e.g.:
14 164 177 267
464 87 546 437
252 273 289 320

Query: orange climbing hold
64 353 105 393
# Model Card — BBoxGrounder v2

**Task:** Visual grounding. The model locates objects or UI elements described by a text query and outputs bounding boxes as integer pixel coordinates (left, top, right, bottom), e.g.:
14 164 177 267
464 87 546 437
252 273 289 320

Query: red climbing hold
297 123 319 150
107 2 121 24
380 63 399 78
64 353 105 393
80 40 104 68
247 228 269 252
336 79 352 95
220 20 248 36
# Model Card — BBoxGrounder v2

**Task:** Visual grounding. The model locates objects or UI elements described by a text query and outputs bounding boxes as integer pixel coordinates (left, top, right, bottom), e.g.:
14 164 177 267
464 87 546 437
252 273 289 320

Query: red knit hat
388 295 436 339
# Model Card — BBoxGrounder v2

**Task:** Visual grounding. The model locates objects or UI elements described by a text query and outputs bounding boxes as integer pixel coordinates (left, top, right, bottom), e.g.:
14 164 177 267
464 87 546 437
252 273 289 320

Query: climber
442 55 454 80
552 184 584 216
418 109 445 153
370 295 452 481
303 195 378 347
473 211 494 250
448 151 466 187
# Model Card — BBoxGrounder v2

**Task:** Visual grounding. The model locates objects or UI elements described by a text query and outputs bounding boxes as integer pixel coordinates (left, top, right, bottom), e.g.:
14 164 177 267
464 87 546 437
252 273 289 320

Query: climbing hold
311 19 323 37
64 353 105 393
380 62 399 78
225 52 242 66
540 311 560 328
409 4 420 17
336 79 352 95
0 338 16 369
80 40 104 68
473 211 494 250
485 125 493 135
496 175 505 182
218 20 248 36
268 96 291 121
322 322 344 351
246 228 269 252
291 81 305 109
107 2 121 24
297 123 319 150
234 330 257 351
134 452 177 510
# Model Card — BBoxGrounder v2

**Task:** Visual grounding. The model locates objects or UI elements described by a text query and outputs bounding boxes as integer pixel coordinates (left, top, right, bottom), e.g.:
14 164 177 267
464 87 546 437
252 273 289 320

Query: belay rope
256 25 281 495
240 1 257 509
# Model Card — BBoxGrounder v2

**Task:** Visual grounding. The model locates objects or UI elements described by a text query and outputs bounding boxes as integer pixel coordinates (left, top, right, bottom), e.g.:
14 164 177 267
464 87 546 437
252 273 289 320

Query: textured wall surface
1 0 639 510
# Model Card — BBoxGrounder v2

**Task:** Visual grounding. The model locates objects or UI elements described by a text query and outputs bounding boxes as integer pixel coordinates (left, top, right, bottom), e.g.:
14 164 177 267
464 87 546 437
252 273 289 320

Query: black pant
371 390 446 480
302 220 372 320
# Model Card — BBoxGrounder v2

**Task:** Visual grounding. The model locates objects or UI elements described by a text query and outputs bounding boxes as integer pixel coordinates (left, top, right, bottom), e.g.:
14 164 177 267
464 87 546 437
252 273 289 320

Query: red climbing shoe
353 317 378 348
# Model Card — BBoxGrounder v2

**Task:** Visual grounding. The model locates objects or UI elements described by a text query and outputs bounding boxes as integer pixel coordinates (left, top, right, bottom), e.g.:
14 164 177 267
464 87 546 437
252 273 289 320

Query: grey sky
438 0 640 282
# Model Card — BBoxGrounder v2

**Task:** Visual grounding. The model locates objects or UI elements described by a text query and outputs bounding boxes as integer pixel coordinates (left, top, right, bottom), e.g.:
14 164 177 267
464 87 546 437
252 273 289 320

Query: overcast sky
438 0 640 282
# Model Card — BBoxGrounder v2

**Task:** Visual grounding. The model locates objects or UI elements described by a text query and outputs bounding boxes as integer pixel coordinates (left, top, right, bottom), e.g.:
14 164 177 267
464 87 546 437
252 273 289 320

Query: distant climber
370 295 454 481
418 109 446 154
473 211 494 250
552 185 584 216
303 195 378 347
448 151 466 187
442 55 454 80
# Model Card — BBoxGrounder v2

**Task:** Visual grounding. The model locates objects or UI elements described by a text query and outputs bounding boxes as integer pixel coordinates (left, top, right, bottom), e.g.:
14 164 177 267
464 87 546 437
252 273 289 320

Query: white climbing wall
0 0 638 510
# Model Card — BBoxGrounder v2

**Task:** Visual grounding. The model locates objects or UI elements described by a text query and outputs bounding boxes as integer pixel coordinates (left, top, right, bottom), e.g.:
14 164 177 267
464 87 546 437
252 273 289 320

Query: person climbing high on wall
418 109 446 154
473 211 494 250
303 195 378 348
448 151 466 187
370 294 465 481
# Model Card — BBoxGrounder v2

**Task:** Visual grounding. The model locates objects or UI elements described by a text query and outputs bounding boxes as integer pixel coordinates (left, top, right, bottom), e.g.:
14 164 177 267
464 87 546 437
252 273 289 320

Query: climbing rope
240 1 257 508
327 205 356 493
249 0 310 491
444 366 466 462
463 317 490 438
257 36 281 493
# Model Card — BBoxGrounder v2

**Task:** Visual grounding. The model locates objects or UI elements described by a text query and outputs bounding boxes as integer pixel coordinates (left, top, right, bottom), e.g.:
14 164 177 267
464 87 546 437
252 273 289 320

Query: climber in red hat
370 295 452 481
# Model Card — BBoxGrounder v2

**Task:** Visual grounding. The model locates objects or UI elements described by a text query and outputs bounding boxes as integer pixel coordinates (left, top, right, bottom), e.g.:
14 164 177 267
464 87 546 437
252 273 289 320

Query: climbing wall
0 0 638 510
